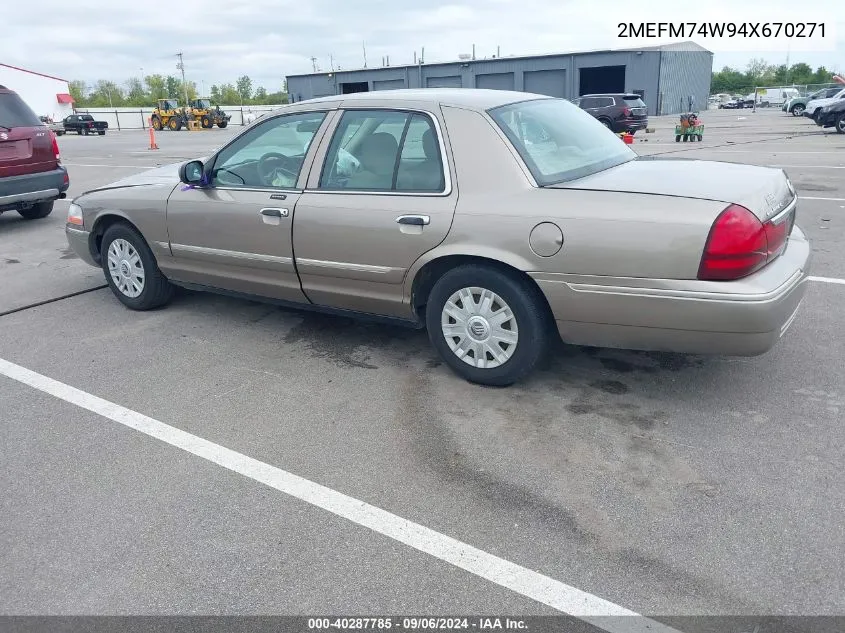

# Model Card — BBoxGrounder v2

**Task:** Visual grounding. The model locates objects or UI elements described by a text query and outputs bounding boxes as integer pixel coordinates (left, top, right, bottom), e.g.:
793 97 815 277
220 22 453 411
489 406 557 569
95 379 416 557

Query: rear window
80 115 94 121
622 95 646 107
0 92 42 128
489 98 636 186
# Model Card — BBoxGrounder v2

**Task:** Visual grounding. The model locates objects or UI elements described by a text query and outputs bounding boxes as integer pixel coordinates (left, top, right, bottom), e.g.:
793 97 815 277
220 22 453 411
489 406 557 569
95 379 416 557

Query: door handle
260 207 289 218
395 215 430 226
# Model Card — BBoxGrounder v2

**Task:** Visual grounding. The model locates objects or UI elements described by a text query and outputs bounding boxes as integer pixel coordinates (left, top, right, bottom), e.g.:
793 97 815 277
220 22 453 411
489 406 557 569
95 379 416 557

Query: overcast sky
5 0 843 90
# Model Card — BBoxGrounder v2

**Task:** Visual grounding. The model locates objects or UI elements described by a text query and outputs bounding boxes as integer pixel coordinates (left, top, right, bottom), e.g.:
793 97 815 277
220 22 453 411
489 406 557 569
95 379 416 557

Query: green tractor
188 99 231 128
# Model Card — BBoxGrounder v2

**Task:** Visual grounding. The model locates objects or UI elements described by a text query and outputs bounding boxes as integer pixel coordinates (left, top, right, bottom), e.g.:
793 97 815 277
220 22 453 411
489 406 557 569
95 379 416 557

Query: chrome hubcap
441 287 518 369
794 106 804 115
107 238 145 298
838 118 845 133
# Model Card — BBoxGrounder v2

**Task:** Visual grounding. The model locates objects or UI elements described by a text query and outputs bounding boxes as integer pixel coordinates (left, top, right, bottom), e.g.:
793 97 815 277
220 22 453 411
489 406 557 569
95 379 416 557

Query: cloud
5 0 843 89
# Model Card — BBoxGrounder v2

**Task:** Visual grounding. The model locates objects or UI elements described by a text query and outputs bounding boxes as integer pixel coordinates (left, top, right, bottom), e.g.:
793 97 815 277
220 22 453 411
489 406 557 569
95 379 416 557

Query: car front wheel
100 223 174 311
791 104 805 116
425 265 550 386
836 114 845 134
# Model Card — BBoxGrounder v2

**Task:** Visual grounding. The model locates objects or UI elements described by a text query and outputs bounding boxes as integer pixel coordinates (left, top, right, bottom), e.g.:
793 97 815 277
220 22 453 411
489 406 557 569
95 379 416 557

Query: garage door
373 79 405 91
523 69 566 98
427 75 462 88
476 72 515 91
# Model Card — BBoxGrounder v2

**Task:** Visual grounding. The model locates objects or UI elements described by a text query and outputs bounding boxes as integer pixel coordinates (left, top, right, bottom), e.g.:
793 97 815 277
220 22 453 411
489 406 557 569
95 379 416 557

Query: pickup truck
63 113 108 135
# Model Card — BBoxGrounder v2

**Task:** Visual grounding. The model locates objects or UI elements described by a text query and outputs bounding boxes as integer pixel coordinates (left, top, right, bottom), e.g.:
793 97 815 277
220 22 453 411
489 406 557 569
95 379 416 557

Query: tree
236 75 253 102
253 86 268 104
165 75 181 99
220 83 240 104
125 77 147 105
68 80 87 104
145 75 167 100
209 84 222 103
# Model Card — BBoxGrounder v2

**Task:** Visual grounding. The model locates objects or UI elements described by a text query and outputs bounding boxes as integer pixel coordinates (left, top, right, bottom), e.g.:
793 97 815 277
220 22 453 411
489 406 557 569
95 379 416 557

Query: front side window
489 98 636 186
319 109 445 193
210 110 327 189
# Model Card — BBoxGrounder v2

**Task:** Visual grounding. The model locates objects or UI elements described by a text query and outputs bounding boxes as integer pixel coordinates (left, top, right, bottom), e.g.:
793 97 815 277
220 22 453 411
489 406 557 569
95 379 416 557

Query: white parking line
770 165 845 169
799 196 845 202
810 276 845 285
0 357 679 633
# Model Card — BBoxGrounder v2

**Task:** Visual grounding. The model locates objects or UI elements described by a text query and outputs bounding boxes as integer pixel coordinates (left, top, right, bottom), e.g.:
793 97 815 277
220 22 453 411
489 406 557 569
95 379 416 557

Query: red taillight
49 130 61 163
698 204 769 281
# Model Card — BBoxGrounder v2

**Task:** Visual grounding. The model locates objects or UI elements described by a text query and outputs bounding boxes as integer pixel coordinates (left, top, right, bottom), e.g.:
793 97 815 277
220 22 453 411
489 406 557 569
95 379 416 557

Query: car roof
292 88 552 111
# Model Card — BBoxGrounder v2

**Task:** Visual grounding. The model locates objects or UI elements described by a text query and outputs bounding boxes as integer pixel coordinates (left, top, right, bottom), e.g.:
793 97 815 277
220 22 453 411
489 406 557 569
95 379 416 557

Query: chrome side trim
171 243 292 265
296 258 395 274
769 195 797 224
65 226 89 237
564 270 804 303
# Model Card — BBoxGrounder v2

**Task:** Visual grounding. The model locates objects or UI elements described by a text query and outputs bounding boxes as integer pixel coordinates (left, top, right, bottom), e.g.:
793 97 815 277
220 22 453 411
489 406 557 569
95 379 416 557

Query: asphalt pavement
1 108 843 624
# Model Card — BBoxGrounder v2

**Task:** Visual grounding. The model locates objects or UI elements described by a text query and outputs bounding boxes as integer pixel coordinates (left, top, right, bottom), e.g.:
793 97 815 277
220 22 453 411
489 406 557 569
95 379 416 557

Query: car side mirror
179 160 205 185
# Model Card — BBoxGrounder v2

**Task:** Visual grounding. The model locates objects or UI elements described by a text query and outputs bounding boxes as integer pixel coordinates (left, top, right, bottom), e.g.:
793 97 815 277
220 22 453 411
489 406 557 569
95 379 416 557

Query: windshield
0 92 42 128
488 98 636 186
196 100 211 108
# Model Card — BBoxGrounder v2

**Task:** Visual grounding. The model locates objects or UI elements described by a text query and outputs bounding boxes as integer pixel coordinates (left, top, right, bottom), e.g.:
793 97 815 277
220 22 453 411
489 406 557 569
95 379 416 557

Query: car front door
163 109 334 302
292 107 458 318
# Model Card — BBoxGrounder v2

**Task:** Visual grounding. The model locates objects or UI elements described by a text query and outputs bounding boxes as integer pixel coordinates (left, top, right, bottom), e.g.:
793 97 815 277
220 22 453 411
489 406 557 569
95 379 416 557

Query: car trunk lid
622 94 648 118
550 157 795 223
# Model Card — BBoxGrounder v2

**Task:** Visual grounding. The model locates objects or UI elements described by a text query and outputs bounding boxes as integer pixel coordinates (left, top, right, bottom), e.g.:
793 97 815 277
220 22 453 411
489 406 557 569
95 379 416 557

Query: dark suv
0 85 69 220
572 93 649 134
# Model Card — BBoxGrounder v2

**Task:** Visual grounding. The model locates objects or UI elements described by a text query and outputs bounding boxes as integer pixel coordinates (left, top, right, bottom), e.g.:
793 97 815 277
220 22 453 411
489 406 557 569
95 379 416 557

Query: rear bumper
613 118 648 132
531 226 812 356
0 167 69 211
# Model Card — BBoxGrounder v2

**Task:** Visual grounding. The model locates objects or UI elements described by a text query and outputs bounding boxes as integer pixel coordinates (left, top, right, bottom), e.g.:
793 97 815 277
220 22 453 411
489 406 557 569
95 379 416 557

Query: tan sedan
65 89 811 386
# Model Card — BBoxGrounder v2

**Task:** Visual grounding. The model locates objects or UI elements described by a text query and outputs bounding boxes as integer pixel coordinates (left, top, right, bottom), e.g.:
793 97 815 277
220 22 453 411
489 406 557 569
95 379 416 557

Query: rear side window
80 115 94 121
0 92 42 128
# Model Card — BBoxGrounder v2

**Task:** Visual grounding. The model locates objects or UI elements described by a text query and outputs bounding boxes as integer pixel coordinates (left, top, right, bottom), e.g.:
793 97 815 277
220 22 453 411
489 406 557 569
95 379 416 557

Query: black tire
201 115 212 128
168 117 181 131
100 223 174 311
425 265 551 386
835 114 845 135
17 201 54 220
599 119 612 129
83 128 89 136
791 104 805 116
675 135 681 142
697 134 703 141
77 128 83 135
217 120 228 128
98 130 105 135
151 117 163 131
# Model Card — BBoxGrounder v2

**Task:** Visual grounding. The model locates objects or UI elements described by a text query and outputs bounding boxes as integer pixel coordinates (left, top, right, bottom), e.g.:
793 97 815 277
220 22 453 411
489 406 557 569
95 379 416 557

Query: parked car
63 113 108 135
804 88 845 121
571 93 648 133
782 86 843 116
64 89 809 386
39 115 65 136
814 99 845 133
0 85 69 220
718 97 745 109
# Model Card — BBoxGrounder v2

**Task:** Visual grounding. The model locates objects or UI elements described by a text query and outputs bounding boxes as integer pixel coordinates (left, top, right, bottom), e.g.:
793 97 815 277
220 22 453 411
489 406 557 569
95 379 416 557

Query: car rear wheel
17 201 54 220
599 119 611 129
425 265 550 386
100 223 174 311
217 120 228 128
151 117 163 131
168 117 181 131
791 104 805 116
98 130 105 135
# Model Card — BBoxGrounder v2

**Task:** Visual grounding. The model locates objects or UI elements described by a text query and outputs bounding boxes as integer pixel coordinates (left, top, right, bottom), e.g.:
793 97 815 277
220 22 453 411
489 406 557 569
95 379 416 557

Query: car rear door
0 91 56 179
163 108 335 302
292 106 458 318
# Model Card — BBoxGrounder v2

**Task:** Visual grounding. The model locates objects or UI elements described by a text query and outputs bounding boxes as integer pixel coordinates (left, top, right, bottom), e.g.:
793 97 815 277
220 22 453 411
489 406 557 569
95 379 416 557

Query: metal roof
287 41 712 78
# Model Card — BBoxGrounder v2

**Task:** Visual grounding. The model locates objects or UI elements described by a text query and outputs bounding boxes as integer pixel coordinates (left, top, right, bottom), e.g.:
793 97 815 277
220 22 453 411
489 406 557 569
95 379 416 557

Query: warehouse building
0 63 74 122
287 41 712 116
